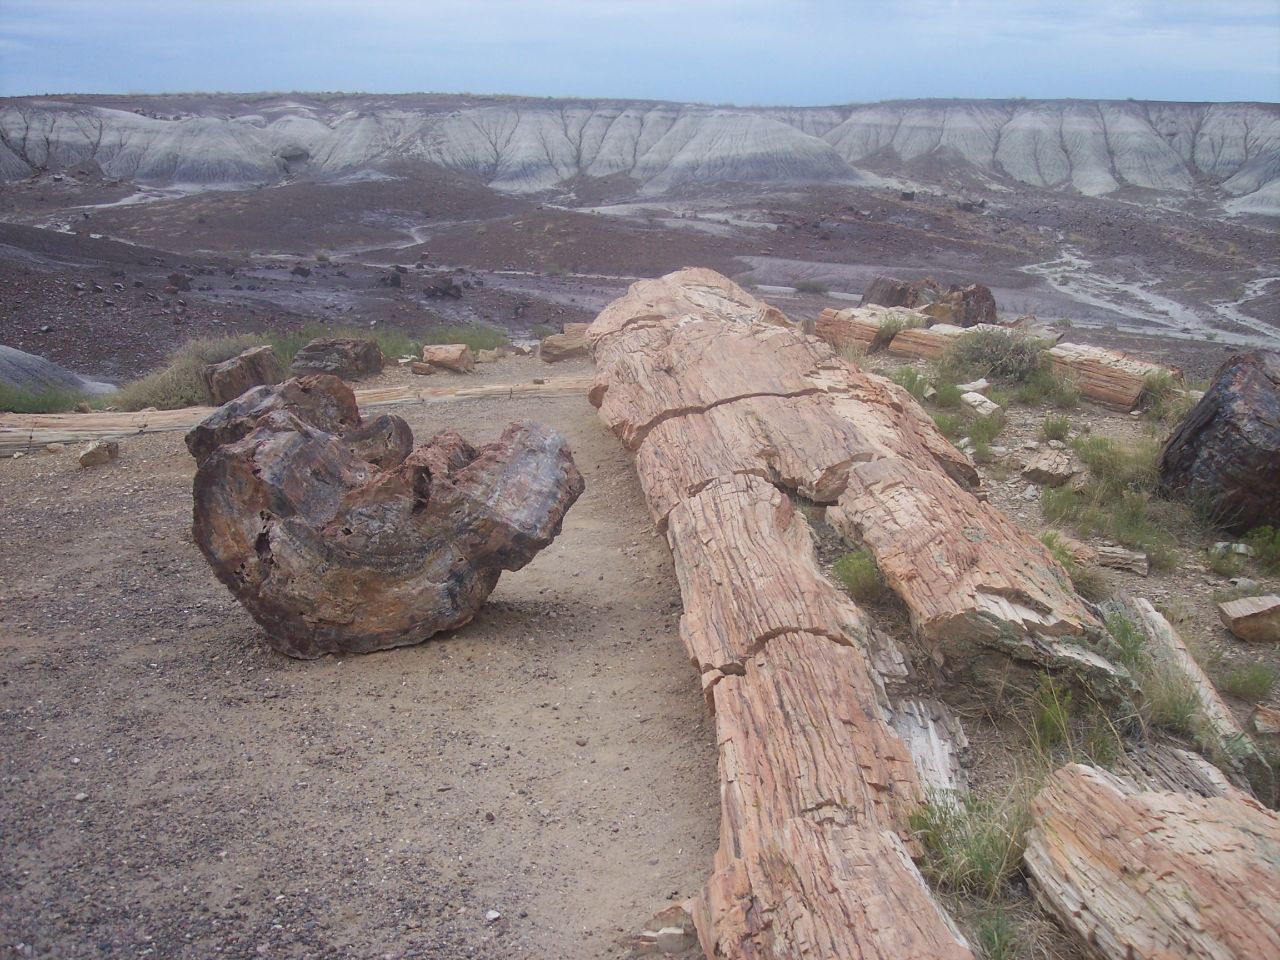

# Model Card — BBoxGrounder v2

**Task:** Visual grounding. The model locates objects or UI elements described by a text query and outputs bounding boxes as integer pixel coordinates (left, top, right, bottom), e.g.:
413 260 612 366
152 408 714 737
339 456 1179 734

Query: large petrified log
815 304 929 354
202 345 284 405
589 271 975 958
288 337 385 380
859 275 996 326
187 375 583 658
1046 342 1175 411
1157 349 1279 533
1024 763 1280 960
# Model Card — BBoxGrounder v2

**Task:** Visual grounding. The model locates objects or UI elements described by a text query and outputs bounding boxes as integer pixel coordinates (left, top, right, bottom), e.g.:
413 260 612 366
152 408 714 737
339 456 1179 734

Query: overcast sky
1 0 1277 104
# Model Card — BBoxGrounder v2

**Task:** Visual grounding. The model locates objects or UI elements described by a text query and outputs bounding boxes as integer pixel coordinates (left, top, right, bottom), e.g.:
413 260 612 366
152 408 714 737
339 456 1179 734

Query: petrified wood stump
202 345 283 405
1158 350 1280 533
288 337 385 380
186 376 584 658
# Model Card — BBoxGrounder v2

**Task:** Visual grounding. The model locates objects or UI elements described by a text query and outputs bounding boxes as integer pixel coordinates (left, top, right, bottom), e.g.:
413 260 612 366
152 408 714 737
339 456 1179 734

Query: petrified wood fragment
288 337 385 380
1158 350 1280 533
202 345 283 405
1024 763 1280 960
1047 342 1175 411
187 376 583 658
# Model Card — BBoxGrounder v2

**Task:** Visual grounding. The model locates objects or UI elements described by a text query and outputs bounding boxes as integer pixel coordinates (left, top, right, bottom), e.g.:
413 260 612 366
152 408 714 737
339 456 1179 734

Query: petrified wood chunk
1046 342 1174 411
1021 448 1077 487
186 377 584 658
1158 350 1280 533
539 322 591 362
1024 763 1280 960
202 345 283 405
1219 595 1280 644
860 274 942 309
814 305 928 354
421 343 476 373
288 337 385 380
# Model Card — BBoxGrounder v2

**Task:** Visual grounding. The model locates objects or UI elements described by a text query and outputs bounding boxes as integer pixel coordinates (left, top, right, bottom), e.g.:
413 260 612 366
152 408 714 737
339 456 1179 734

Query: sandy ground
0 357 719 960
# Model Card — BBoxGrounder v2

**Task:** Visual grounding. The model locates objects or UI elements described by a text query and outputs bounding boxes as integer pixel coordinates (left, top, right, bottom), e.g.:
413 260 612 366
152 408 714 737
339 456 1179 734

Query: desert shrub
934 381 963 408
838 343 866 366
1219 663 1278 702
892 366 928 401
792 278 830 295
1052 376 1081 409
1032 673 1072 751
530 323 556 340
932 412 964 440
735 273 757 288
0 382 88 413
1040 531 1110 601
942 329 1047 384
1104 611 1199 735
968 412 1006 446
910 790 1032 900
873 310 923 349
314 251 330 263
1040 415 1071 442
1244 526 1280 574
1141 370 1191 422
419 324 509 352
113 334 263 410
1208 550 1243 578
832 549 884 603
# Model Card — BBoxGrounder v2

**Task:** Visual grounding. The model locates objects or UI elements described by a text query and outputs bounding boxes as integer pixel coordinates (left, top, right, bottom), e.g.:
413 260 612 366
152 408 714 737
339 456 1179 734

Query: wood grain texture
1047 342 1174 411
1024 763 1280 960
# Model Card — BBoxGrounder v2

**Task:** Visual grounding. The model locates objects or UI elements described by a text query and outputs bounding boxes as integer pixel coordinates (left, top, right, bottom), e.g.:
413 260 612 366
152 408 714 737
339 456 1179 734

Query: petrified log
860 274 942 309
539 322 591 362
885 322 1012 362
922 283 997 327
1046 342 1175 411
1218 594 1280 643
1024 763 1280 960
288 337 385 380
589 270 975 959
1157 350 1280 533
202 345 283 405
1110 596 1272 800
421 343 475 373
814 304 928 354
1095 544 1149 576
187 376 583 658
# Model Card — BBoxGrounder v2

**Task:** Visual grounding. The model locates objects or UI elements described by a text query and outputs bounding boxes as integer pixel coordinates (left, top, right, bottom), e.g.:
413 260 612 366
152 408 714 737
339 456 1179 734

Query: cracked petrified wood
1158 350 1279 533
1047 342 1176 412
1024 763 1280 960
186 375 584 658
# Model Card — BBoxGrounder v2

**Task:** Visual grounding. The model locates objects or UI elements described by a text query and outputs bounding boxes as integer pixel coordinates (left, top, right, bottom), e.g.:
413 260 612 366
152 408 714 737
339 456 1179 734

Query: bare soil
0 357 718 960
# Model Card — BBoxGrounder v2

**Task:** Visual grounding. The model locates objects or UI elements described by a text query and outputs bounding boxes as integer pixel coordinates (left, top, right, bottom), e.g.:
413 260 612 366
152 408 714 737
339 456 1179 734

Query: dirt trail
0 357 718 960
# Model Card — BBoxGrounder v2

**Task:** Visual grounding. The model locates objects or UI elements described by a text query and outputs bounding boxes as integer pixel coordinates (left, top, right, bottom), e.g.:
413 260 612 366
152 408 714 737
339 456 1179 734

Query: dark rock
859 275 941 309
291 265 311 278
167 272 192 291
202 345 284 406
289 338 385 381
424 273 463 298
1158 350 1280 534
187 377 585 657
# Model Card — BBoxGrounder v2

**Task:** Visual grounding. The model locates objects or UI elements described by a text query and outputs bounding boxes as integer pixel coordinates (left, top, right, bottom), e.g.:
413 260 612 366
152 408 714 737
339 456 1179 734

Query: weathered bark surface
886 322 969 360
922 283 998 327
421 343 476 373
202 345 283 405
1219 594 1280 643
1157 350 1280 533
187 377 584 658
1024 763 1280 960
288 338 385 380
815 305 928 354
1112 596 1273 800
860 274 941 309
539 322 591 362
827 457 1129 697
1047 342 1174 411
1021 447 1077 486
1096 544 1149 575
589 269 974 960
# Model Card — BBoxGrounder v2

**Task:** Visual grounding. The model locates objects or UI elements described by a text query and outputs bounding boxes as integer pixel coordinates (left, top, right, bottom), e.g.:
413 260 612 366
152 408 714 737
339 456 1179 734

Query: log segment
589 270 974 959
815 304 928 354
187 376 584 658
1046 342 1175 411
1024 763 1280 960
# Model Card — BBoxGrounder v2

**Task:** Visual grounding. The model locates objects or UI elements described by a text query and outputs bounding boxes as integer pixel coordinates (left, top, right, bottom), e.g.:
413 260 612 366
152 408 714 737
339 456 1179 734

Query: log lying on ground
187 376 584 658
884 322 1007 361
1047 342 1176 411
815 304 928 354
1157 349 1280 533
590 270 974 959
1024 763 1280 960
1109 596 1273 801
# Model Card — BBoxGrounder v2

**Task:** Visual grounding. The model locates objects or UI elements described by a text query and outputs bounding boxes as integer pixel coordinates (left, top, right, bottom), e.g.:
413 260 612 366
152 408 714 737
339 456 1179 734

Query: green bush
1032 673 1072 752
873 310 923 349
934 382 963 408
932 412 964 440
942 329 1047 384
909 790 1032 900
968 412 1006 446
1141 370 1190 422
1053 376 1082 409
1244 526 1280 574
792 278 830 295
1104 611 1199 735
1219 663 1278 702
892 366 928 401
832 549 884 603
1040 531 1110 601
1040 415 1071 442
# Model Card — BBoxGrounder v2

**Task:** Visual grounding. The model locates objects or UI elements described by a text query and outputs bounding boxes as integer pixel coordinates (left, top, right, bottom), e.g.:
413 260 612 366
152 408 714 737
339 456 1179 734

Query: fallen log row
0 376 595 456
1024 763 1280 960
814 304 929 353
589 268 974 959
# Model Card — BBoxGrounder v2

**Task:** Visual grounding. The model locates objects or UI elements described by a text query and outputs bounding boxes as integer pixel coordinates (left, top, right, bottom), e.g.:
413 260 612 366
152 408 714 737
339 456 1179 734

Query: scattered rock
1253 705 1280 735
1096 544 1150 576
475 348 503 363
166 272 192 292
422 344 475 374
485 910 502 924
424 273 463 298
78 439 119 468
957 378 990 394
290 265 311 278
44 442 64 453
961 391 1000 417
1157 350 1279 534
203 345 284 405
409 361 437 376
1022 448 1076 487
1218 595 1280 643
289 338 385 381
186 376 584 658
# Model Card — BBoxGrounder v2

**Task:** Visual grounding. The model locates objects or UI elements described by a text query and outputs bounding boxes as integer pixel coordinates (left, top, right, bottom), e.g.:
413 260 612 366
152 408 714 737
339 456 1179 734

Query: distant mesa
1 95 1277 211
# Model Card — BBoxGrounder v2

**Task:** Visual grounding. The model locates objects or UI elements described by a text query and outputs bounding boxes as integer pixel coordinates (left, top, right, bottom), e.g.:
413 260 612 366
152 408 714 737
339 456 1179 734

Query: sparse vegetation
1012 368 1078 408
873 310 923 349
0 381 89 414
1140 370 1192 423
1040 415 1070 442
941 329 1047 384
530 323 557 340
832 549 884 603
1032 674 1072 752
934 381 963 408
892 366 928 401
419 324 509 352
1243 526 1280 574
1104 611 1199 736
792 278 830 295
910 789 1032 900
1219 663 1278 702
932 412 964 440
1040 531 1111 601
